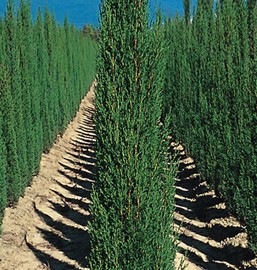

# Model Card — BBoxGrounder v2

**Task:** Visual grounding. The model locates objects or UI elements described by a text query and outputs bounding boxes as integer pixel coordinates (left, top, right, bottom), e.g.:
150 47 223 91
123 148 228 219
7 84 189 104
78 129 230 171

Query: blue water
0 0 197 29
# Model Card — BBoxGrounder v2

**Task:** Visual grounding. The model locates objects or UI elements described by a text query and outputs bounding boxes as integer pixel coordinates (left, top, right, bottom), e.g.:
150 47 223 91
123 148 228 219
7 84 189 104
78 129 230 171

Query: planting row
163 0 257 252
0 0 96 231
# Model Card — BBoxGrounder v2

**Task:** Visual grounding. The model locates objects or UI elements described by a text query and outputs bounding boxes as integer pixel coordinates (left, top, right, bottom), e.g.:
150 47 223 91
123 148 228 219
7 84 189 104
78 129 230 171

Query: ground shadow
25 238 76 270
172 143 255 269
26 104 96 269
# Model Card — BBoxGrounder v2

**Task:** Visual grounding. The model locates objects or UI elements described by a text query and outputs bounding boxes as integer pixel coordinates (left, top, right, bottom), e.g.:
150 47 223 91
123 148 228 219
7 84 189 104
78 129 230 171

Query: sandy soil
0 82 96 270
0 81 256 270
173 143 257 270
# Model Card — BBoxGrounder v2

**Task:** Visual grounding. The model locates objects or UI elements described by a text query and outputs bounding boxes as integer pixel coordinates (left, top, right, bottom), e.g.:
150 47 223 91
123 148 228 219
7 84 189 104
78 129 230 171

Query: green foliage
164 0 257 252
35 9 52 150
2 1 22 202
0 62 22 202
17 0 37 179
183 0 191 25
89 1 177 269
0 24 7 234
3 0 28 192
44 9 58 144
0 67 7 232
0 0 96 233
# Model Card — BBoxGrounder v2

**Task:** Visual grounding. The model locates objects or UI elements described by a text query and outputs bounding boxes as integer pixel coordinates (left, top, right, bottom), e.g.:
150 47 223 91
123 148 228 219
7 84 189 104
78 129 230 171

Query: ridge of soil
0 81 256 270
0 82 96 270
173 143 257 270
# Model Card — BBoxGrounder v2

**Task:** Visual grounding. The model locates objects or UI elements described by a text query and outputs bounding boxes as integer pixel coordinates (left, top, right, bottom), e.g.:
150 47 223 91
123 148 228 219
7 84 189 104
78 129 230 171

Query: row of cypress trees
163 0 257 252
0 0 96 231
89 0 178 269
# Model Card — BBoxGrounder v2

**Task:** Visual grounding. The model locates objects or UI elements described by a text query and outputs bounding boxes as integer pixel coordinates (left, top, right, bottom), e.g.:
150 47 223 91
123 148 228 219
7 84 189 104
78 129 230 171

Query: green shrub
163 0 257 252
89 1 177 269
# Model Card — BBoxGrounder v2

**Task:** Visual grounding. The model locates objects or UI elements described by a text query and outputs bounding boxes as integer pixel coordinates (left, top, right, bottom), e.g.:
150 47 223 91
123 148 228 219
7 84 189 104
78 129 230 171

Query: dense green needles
0 0 96 231
89 0 177 269
163 0 257 252
1 0 256 266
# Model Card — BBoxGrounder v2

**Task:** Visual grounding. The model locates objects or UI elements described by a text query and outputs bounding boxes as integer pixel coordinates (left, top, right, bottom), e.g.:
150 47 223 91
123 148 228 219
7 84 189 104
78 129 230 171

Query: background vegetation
1 0 257 266
163 0 257 252
0 0 96 231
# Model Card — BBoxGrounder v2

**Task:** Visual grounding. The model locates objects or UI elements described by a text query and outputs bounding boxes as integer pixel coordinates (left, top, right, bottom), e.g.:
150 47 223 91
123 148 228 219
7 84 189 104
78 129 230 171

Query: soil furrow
0 83 256 270
173 143 257 270
0 82 96 270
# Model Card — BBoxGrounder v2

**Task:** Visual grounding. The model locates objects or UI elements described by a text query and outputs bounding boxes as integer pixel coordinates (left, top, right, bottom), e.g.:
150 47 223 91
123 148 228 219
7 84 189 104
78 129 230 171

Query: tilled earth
173 143 257 270
0 82 256 270
0 83 96 270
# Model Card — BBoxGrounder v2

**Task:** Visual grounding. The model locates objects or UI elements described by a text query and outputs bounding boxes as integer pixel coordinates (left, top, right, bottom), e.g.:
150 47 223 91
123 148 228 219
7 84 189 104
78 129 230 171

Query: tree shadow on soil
26 107 96 270
172 144 255 269
25 240 76 270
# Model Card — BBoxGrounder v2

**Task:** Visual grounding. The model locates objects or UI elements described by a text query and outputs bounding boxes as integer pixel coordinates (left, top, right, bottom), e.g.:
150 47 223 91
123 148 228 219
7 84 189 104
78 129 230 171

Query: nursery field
1 0 257 269
173 144 257 270
0 83 256 270
0 83 96 270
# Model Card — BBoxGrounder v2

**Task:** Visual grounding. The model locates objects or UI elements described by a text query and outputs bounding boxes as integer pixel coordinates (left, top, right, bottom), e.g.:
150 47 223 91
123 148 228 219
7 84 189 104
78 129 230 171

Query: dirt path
0 82 257 270
173 143 257 270
0 82 96 270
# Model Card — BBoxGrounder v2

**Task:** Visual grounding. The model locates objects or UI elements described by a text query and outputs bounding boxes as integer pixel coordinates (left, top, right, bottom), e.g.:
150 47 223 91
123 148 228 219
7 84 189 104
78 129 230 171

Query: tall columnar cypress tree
70 25 79 117
0 0 96 231
234 0 257 252
2 0 22 202
0 109 7 232
89 1 177 269
64 17 72 119
3 0 29 188
63 17 72 124
0 61 22 203
28 7 44 174
0 38 7 231
35 9 52 151
56 25 67 133
34 9 46 154
164 0 257 253
184 0 191 25
50 13 59 135
16 0 36 179
44 8 56 146
19 0 42 176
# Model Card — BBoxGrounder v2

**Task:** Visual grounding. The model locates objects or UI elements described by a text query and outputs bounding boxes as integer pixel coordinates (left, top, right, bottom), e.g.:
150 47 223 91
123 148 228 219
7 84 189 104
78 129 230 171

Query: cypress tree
163 0 257 253
44 8 56 146
35 9 52 151
56 25 67 133
89 1 177 269
69 25 79 117
34 8 48 152
64 17 73 120
3 0 29 189
0 34 7 231
16 0 37 179
184 0 191 25
0 60 22 202
50 13 59 135
0 108 7 232
2 0 22 202
64 24 77 131
23 0 43 175
21 6 44 176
